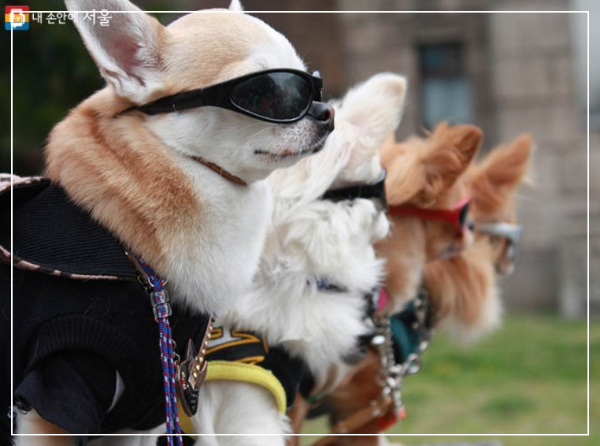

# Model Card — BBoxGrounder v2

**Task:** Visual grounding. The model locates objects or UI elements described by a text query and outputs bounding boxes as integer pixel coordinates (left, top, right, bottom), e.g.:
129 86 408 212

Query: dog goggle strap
321 169 388 210
477 222 522 244
129 69 323 123
477 222 523 260
387 196 472 235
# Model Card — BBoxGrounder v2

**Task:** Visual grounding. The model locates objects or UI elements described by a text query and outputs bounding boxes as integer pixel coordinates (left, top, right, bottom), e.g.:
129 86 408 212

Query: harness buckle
176 318 214 417
176 340 206 417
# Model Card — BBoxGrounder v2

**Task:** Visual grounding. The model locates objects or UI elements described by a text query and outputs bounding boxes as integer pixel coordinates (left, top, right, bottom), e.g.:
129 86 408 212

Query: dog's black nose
468 220 476 232
308 101 335 131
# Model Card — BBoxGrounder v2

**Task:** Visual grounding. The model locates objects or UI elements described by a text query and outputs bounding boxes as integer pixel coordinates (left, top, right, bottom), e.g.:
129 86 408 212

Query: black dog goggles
130 69 323 123
321 169 388 211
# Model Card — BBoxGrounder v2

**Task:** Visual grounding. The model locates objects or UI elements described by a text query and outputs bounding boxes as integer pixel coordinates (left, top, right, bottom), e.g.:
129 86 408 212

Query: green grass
301 314 598 446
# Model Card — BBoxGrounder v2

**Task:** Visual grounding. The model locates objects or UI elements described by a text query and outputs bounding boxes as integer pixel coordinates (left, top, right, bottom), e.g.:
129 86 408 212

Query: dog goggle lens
128 69 323 123
321 169 388 210
388 196 472 235
230 72 314 121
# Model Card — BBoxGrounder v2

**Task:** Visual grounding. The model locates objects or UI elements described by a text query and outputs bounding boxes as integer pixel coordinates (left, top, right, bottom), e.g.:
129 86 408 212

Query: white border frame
9 8 591 440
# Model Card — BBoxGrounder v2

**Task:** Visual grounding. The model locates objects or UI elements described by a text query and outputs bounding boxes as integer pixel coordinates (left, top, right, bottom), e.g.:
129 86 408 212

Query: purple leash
136 256 184 446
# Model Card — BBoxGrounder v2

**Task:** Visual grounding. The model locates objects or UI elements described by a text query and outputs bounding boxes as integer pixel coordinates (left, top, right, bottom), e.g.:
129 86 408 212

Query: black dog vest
0 176 210 445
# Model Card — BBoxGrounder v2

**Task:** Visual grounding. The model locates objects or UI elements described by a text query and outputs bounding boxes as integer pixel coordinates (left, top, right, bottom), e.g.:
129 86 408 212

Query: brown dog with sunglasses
290 132 532 446
425 134 533 343
289 123 482 445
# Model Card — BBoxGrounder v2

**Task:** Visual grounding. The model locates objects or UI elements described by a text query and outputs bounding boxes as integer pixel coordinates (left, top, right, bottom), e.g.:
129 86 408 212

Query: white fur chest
164 166 273 316
221 198 388 373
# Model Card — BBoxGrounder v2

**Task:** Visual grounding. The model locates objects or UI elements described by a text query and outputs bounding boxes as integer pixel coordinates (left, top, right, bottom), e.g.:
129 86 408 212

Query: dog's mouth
254 134 329 159
254 147 316 159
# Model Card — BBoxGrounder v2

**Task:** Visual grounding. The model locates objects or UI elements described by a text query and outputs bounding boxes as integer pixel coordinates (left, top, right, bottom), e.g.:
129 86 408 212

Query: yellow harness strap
178 360 287 435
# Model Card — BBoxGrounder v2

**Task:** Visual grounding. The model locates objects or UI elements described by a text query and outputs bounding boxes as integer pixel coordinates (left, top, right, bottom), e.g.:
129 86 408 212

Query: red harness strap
388 195 472 235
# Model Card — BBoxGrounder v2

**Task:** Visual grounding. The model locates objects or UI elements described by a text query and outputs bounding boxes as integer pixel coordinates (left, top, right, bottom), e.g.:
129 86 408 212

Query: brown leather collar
190 156 247 186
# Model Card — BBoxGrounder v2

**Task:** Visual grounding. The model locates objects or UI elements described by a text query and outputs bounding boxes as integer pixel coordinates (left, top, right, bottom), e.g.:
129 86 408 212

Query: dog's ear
228 0 244 11
65 0 166 103
337 73 407 150
470 134 534 214
331 74 407 185
479 134 534 190
419 123 482 204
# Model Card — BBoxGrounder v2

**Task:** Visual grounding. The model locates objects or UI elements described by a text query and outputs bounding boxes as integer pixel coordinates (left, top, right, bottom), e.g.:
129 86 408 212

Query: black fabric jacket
0 177 210 445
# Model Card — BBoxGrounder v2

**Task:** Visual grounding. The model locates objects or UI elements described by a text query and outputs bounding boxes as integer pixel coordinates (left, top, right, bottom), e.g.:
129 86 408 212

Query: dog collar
190 156 247 186
321 169 387 210
387 196 472 235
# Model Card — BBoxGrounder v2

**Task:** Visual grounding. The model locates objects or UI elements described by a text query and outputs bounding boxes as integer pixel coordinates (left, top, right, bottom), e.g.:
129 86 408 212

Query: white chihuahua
188 73 407 445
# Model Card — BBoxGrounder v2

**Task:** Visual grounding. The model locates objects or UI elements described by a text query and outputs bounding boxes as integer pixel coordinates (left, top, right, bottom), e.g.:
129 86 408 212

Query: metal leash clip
176 317 213 417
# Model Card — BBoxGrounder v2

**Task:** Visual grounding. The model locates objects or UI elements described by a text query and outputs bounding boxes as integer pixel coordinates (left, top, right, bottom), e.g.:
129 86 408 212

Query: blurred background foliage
2 0 99 174
0 0 177 175
302 314 596 442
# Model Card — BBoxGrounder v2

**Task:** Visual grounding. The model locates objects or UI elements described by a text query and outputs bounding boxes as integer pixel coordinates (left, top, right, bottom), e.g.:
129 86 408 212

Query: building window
419 42 473 129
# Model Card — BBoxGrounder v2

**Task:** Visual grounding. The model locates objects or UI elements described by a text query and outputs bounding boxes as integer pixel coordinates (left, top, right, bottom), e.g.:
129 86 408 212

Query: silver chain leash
372 314 404 415
371 288 435 419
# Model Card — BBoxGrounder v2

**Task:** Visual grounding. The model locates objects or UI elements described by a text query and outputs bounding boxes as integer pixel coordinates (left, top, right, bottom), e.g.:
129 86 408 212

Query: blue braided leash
136 256 184 446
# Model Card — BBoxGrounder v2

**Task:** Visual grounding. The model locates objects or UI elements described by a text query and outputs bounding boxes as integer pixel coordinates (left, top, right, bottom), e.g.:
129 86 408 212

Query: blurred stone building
235 0 593 317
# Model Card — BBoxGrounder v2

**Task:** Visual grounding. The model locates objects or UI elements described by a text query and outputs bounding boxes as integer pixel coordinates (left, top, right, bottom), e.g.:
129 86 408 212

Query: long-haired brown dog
377 122 482 313
288 122 482 445
294 133 533 446
425 134 534 342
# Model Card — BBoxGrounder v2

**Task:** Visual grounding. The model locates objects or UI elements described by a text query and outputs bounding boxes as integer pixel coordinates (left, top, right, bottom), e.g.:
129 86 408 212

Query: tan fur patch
162 11 273 93
425 238 495 325
45 89 198 273
375 218 426 307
